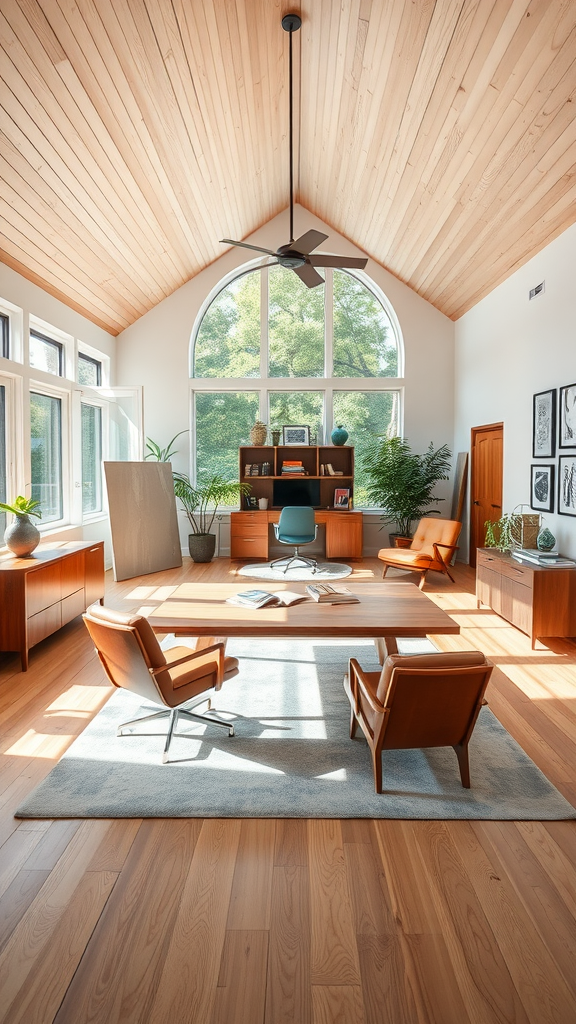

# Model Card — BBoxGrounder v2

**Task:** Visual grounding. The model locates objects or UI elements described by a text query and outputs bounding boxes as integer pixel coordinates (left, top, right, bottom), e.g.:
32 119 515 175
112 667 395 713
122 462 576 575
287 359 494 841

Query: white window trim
0 298 24 364
30 379 70 530
29 315 74 380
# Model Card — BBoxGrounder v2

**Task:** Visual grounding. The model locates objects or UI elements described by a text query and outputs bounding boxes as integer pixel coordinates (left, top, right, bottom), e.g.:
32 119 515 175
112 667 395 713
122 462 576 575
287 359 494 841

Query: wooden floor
1 557 576 1024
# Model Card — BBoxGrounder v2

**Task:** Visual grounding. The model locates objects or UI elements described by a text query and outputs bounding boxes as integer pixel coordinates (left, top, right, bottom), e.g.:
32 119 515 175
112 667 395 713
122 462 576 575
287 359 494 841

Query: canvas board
104 462 182 581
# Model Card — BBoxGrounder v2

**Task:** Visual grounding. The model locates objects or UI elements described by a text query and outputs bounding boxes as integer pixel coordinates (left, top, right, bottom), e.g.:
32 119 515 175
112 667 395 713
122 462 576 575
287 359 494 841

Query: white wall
455 221 576 560
116 205 455 553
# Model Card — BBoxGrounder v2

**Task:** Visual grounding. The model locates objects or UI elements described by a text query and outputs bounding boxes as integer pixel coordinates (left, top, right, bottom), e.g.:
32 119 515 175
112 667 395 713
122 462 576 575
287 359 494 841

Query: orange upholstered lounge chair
377 517 461 589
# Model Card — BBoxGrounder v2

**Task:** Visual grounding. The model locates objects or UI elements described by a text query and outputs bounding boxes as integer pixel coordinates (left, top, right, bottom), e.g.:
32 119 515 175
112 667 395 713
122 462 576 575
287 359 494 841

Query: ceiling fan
220 13 368 288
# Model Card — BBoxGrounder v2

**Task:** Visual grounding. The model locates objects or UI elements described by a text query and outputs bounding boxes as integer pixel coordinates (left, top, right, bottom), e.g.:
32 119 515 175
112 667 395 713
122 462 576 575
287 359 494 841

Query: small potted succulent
0 495 42 557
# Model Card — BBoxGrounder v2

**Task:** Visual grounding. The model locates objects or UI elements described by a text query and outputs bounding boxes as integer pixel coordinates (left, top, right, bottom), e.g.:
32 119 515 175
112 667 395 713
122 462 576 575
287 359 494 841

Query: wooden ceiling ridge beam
409 11 576 293
386 0 536 276
1 0 179 295
390 1 576 283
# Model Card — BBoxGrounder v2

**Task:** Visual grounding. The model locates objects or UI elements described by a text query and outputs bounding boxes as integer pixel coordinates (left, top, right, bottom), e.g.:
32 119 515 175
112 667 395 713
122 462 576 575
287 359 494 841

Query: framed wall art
559 383 576 448
558 455 576 516
530 464 554 513
333 487 350 509
282 425 310 445
532 389 556 458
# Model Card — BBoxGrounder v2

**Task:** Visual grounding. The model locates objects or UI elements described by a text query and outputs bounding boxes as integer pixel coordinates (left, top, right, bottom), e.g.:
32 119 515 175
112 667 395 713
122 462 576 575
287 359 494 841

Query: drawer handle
89 546 100 552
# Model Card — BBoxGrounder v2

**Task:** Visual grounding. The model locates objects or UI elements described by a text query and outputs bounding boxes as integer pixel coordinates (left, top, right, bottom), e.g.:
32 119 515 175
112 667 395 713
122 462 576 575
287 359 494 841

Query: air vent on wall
529 281 545 299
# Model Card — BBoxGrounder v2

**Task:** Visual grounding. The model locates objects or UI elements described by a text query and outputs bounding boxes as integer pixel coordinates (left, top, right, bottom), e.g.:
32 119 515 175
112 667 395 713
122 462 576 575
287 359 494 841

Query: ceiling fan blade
294 264 325 288
292 230 329 255
308 255 368 269
220 239 277 256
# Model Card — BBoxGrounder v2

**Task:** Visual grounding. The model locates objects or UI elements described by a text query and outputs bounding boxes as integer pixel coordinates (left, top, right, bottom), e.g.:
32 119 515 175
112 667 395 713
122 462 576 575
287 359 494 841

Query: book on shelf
305 583 359 604
226 589 309 609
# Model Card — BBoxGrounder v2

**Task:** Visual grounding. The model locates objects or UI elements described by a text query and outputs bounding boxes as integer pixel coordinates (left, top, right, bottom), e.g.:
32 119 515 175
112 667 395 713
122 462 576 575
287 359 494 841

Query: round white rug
237 561 352 582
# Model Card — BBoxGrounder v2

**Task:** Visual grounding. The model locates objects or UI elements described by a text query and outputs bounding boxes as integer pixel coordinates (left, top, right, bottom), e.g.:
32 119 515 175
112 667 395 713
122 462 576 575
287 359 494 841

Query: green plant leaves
361 436 451 536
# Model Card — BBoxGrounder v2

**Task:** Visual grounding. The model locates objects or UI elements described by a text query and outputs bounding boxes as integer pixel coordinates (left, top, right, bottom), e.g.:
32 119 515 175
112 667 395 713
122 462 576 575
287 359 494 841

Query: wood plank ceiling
1 0 576 335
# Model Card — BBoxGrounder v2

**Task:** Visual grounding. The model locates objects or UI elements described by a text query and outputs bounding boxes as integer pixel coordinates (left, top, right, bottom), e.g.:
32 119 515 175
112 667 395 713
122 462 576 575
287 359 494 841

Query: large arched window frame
189 259 404 507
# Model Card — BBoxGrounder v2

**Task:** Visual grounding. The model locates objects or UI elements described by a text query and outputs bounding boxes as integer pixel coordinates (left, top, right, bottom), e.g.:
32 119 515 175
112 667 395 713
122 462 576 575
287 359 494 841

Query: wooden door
470 423 503 567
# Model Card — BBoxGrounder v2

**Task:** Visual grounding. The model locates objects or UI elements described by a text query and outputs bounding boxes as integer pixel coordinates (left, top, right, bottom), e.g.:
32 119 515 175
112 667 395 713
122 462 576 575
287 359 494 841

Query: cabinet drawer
85 544 105 606
498 559 534 588
230 522 268 540
27 603 61 647
27 563 62 617
231 536 268 558
61 551 84 598
62 589 86 625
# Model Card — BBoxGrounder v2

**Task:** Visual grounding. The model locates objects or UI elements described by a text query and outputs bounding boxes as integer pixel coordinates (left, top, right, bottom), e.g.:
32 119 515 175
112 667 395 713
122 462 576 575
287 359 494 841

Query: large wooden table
115 580 459 643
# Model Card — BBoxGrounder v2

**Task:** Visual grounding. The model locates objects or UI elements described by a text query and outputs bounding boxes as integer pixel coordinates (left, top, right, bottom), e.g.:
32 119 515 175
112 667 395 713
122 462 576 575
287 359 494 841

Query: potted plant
0 495 42 557
173 473 250 562
484 507 540 552
362 436 452 541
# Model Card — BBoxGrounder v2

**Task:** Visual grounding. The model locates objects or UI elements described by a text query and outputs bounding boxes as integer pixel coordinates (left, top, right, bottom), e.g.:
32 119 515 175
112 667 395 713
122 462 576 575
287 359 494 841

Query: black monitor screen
273 479 321 508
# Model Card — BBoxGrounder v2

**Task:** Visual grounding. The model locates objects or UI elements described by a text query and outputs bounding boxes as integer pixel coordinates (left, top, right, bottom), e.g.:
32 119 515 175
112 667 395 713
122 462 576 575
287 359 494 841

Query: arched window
191 262 403 507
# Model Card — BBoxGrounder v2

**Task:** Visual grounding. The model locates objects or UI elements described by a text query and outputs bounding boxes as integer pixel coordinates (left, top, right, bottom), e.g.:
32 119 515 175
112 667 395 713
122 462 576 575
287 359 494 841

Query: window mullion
324 268 333 377
260 266 268 419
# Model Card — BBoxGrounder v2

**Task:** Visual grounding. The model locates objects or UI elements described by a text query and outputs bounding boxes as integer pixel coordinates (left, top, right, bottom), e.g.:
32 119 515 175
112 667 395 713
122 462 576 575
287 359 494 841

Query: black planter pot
188 533 216 563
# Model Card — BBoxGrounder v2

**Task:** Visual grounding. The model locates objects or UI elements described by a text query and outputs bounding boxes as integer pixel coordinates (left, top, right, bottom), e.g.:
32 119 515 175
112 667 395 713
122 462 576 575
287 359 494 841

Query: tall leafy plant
362 436 452 537
173 474 249 536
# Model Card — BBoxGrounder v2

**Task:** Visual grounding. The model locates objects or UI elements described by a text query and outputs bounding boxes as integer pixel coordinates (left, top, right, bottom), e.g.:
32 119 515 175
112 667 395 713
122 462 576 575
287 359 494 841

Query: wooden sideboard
476 547 576 648
0 541 105 670
230 510 363 560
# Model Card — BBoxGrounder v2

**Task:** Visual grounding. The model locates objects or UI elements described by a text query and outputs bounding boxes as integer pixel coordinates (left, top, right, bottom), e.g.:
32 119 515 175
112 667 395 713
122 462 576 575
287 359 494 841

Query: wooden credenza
476 548 576 648
0 541 105 670
230 509 363 560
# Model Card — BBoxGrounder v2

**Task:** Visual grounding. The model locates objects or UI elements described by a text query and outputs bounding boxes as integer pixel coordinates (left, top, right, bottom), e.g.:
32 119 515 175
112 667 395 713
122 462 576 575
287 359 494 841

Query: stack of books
511 549 576 567
281 460 306 475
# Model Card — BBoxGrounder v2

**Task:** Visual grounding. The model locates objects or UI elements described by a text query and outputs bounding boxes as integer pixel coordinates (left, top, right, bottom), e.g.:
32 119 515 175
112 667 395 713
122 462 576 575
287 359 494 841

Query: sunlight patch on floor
5 729 74 758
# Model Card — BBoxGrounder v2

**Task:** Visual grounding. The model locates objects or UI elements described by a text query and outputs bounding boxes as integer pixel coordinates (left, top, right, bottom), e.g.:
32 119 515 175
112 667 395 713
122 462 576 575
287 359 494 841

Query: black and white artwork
532 389 556 458
559 383 576 448
282 425 310 445
558 456 576 517
530 464 554 513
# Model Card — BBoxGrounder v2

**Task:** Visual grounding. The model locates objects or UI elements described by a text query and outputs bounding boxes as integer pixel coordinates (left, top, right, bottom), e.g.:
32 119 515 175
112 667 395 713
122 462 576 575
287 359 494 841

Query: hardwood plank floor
1 556 576 1023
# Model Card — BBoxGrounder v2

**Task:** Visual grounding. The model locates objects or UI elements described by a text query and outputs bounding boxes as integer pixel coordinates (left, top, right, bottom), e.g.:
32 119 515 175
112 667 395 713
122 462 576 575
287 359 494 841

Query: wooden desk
0 541 105 670
230 510 363 560
114 581 459 642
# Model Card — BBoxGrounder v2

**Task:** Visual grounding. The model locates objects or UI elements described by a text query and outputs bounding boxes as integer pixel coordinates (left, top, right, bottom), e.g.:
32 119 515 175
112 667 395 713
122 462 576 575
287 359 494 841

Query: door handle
491 504 501 508
473 501 480 506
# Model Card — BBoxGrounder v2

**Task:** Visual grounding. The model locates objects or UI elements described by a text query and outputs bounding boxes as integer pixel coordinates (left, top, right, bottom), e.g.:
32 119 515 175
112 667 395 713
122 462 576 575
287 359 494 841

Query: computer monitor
273 479 321 508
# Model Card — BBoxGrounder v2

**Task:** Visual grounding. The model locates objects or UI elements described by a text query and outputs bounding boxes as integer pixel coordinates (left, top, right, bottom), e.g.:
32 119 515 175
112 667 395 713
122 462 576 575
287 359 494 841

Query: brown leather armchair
343 650 493 793
377 517 462 589
83 603 239 763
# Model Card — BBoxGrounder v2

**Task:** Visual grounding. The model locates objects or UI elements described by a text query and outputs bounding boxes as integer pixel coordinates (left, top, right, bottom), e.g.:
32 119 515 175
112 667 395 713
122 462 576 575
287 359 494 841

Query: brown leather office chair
377 517 461 589
83 604 239 763
344 650 493 793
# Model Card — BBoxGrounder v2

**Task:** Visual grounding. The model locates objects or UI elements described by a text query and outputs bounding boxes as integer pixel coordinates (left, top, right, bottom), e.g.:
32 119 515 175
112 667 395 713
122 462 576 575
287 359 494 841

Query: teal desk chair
271 506 318 573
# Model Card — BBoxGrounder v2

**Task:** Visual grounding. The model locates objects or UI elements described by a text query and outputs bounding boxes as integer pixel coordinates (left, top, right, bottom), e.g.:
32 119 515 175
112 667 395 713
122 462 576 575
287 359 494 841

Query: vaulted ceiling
1 0 576 335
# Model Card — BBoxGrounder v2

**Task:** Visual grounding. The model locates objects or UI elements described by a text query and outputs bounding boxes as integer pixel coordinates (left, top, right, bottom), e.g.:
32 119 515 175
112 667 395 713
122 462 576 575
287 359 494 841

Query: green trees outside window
30 392 62 523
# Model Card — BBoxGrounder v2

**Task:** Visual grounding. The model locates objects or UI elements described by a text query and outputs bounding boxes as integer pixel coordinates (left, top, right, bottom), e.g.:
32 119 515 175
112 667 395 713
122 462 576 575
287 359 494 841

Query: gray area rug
16 639 576 820
237 561 352 581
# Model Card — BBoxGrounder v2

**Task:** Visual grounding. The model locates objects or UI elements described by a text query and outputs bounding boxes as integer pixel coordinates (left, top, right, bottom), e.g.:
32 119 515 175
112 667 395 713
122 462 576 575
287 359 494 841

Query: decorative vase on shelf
250 420 267 446
536 526 556 552
4 514 40 558
271 429 281 446
331 425 348 446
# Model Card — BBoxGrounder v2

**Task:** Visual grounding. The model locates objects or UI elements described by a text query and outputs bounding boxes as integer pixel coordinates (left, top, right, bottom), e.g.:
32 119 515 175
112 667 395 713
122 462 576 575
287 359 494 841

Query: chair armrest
349 658 386 715
273 524 280 539
149 642 225 675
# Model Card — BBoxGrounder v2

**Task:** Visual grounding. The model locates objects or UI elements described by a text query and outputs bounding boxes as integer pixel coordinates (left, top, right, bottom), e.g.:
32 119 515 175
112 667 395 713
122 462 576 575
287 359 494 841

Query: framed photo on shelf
530 464 554 513
559 383 576 448
333 487 350 509
532 389 556 458
282 425 310 446
558 456 576 516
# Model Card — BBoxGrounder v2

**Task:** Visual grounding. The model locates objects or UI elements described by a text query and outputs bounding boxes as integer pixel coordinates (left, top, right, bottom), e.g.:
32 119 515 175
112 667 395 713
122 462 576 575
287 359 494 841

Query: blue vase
331 425 348 446
536 526 556 551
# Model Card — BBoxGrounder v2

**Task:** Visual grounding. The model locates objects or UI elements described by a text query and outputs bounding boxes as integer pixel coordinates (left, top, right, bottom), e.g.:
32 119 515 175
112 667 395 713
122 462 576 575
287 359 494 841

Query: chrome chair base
270 544 318 574
117 694 234 763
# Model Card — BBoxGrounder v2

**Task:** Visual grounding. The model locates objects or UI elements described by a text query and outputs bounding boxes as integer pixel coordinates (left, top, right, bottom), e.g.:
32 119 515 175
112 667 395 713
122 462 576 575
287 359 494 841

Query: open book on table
305 583 359 604
226 589 309 609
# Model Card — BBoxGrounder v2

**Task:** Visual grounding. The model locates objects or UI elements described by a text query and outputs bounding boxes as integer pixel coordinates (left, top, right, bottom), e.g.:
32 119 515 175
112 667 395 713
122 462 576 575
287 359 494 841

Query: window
30 392 63 522
81 403 103 514
78 353 102 386
191 264 402 506
1 314 8 359
29 331 64 376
